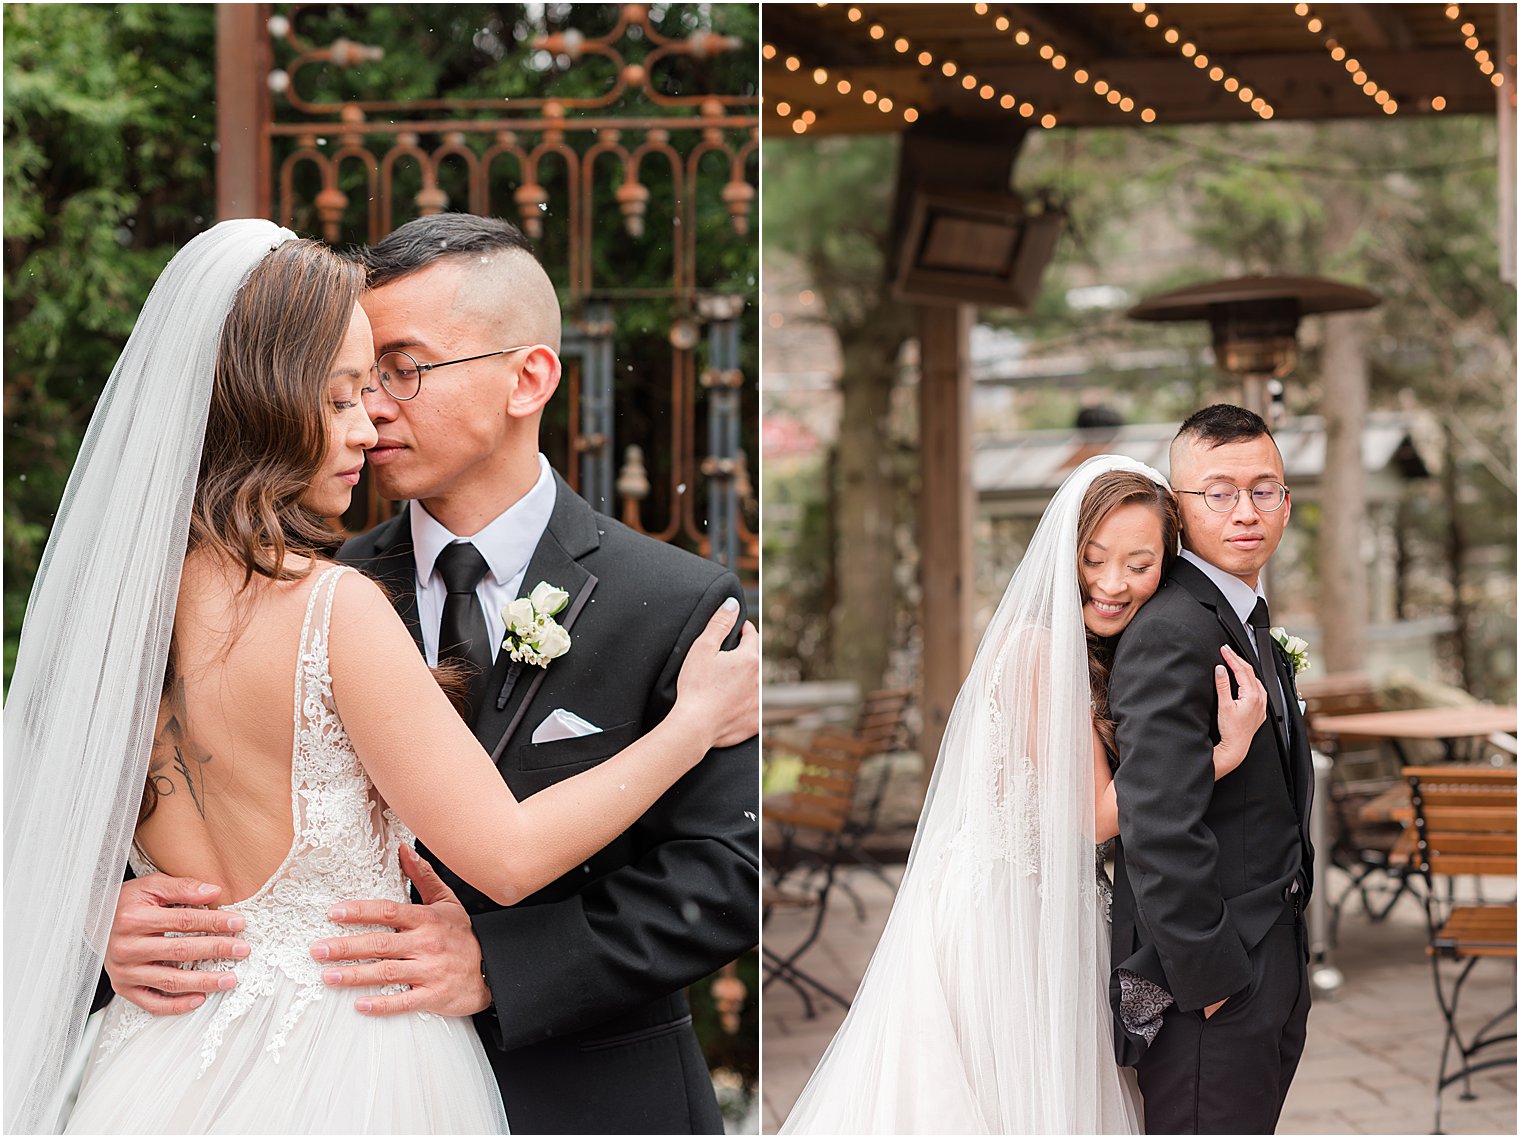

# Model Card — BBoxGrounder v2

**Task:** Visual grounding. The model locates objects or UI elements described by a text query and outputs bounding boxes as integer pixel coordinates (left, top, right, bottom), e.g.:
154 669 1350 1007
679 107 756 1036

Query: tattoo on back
150 678 214 818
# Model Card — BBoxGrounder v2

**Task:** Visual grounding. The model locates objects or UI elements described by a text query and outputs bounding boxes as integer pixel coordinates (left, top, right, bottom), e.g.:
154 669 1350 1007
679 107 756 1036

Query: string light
1132 4 1267 119
767 39 920 127
763 89 821 136
834 7 1058 128
1295 6 1399 111
976 4 1151 121
1445 5 1507 87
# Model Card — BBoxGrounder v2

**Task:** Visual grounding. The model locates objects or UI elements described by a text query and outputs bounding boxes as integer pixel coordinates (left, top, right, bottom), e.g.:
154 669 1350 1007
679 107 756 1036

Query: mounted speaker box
893 188 1065 310
887 119 1064 311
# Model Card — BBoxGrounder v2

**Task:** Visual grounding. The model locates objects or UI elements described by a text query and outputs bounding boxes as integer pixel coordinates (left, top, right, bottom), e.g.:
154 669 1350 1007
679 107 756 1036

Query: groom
1107 405 1314 1134
100 214 758 1134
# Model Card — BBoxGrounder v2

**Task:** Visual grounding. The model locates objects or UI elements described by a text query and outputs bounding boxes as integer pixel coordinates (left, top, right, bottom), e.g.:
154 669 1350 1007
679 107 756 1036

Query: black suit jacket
339 473 759 1132
1107 557 1313 1066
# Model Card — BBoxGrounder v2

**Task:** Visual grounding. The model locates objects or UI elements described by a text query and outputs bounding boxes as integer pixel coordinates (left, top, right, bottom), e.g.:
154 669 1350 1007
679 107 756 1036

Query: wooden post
917 303 975 788
1317 312 1371 673
216 5 273 222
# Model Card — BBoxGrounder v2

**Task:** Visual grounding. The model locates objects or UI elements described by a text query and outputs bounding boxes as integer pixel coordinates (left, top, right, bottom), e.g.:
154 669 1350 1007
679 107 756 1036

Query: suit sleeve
469 572 758 1050
1110 610 1251 1011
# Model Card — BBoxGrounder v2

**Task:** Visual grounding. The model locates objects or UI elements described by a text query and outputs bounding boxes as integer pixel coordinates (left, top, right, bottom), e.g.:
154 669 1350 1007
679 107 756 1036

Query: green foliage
4 3 219 687
763 135 899 326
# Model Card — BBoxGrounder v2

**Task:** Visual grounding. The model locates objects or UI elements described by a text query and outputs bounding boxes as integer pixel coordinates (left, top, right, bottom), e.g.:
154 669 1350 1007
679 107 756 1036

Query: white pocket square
532 708 603 744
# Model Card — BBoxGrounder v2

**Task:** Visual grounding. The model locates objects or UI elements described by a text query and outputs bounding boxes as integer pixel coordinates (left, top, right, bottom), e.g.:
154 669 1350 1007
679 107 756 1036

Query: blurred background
759 4 1514 1133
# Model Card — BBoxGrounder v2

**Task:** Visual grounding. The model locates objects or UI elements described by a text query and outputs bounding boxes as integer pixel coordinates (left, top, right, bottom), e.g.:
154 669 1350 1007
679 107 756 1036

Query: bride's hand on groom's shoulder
312 846 492 1018
104 874 250 1014
673 598 759 750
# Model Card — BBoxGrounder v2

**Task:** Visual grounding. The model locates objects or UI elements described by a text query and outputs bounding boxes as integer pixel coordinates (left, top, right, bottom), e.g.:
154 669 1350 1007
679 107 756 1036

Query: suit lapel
346 506 424 654
1172 560 1255 661
473 472 604 763
1171 559 1292 764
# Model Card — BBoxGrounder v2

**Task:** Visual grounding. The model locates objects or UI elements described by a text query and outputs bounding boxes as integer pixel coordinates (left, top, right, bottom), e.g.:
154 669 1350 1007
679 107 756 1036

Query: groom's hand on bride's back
312 845 492 1018
103 874 250 1014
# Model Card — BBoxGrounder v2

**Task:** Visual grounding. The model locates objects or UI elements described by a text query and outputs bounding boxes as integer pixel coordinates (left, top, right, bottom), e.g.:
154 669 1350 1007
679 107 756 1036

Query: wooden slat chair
834 688 912 891
1403 765 1517 1134
762 730 873 1018
765 689 913 916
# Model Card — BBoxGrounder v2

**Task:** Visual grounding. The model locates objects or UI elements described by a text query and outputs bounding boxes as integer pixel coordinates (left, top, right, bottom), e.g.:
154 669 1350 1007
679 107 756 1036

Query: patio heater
1128 275 1379 426
1128 275 1381 1000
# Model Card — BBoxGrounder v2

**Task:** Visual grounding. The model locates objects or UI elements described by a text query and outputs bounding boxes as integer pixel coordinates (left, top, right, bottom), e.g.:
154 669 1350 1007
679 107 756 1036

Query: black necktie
1247 597 1289 746
436 542 492 719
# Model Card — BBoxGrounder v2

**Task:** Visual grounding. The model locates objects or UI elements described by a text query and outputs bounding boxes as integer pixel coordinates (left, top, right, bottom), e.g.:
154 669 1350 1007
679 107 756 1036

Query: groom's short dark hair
359 214 538 288
1174 404 1272 449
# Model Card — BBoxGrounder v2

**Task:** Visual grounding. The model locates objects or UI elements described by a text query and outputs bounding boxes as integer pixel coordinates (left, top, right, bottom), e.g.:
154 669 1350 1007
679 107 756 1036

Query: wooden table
1312 706 1518 764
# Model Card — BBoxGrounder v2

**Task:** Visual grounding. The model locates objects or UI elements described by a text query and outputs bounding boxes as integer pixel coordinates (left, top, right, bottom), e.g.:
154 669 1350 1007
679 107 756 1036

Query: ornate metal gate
216 4 758 582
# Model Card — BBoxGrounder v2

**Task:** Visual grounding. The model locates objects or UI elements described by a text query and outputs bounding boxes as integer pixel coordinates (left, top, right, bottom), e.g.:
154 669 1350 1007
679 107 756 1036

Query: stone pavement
762 865 1515 1134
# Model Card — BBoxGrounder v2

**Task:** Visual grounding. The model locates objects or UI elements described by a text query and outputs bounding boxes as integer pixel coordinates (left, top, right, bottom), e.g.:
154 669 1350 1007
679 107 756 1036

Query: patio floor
762 865 1516 1135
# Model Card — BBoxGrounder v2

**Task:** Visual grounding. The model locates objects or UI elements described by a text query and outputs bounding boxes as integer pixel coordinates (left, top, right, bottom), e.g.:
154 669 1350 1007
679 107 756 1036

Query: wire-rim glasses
371 346 533 401
1176 481 1290 513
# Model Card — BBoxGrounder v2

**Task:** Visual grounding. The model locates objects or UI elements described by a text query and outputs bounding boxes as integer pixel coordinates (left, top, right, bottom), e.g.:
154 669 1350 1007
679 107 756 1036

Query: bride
3 220 758 1134
778 455 1265 1134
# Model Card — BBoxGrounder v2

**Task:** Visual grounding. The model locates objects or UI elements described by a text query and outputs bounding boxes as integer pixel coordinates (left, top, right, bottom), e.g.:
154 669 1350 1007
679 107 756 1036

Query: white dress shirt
1180 548 1290 742
411 453 557 667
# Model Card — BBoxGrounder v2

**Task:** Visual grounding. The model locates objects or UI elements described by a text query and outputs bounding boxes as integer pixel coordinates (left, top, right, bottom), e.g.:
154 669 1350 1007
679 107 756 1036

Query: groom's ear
507 346 561 419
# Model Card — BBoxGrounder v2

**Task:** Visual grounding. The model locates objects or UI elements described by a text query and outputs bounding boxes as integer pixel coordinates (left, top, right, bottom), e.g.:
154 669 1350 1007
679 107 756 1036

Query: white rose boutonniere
1269 626 1311 676
500 581 572 669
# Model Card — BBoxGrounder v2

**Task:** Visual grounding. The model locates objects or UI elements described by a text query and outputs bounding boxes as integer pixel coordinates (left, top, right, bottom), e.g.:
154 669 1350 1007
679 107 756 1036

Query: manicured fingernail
312 944 330 960
189 995 205 1008
1217 666 1226 676
355 999 372 1014
217 974 236 990
323 969 341 985
231 942 251 959
329 905 347 921
721 597 739 612
226 915 245 932
197 883 218 895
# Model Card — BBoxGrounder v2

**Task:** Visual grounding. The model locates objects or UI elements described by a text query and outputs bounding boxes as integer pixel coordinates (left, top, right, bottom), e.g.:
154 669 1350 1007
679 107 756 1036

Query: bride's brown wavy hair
1076 471 1182 763
143 237 471 825
188 237 364 583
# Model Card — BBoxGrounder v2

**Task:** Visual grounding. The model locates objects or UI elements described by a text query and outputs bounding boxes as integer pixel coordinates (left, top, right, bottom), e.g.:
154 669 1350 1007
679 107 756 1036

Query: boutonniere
1269 626 1311 676
501 581 572 666
495 582 572 710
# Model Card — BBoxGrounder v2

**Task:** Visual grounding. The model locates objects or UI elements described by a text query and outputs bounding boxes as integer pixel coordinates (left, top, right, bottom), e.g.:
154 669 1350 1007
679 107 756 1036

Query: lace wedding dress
64 567 508 1134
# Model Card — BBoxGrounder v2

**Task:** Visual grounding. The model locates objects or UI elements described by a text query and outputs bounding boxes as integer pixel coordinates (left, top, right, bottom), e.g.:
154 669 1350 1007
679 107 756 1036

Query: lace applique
99 566 420 1074
935 635 1045 899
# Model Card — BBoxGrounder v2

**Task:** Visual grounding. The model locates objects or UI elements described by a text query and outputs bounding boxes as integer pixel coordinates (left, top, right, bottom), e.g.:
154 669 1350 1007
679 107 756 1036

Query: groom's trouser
1137 904 1311 1134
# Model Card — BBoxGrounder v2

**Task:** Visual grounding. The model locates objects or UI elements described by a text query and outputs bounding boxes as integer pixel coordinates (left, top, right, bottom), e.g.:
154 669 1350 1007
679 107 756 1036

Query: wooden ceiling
762 3 1511 136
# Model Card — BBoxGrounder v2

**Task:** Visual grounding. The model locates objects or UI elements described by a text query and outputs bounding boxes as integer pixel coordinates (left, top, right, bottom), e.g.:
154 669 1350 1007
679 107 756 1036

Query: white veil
781 454 1168 1135
4 219 296 1134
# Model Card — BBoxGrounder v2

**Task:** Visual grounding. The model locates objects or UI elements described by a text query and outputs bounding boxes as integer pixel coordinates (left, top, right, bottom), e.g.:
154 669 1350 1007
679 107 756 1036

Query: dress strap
292 565 355 767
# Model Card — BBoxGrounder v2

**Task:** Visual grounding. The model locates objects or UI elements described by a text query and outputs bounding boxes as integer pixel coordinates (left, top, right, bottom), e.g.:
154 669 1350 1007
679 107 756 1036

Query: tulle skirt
64 977 507 1134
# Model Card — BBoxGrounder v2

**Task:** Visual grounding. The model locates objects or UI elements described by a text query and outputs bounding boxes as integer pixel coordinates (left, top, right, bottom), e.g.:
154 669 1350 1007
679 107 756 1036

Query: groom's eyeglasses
371 346 533 401
1177 481 1290 513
